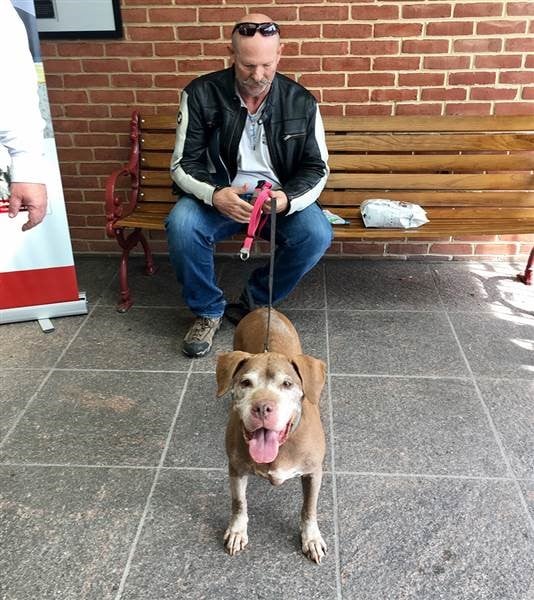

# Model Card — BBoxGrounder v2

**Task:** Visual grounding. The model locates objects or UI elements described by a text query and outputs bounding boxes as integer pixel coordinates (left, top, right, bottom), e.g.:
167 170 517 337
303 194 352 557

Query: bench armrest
105 111 141 238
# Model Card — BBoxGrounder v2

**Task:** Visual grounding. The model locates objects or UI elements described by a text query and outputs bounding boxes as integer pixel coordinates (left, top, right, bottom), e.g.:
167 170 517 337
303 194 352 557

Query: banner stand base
38 318 55 333
0 292 88 327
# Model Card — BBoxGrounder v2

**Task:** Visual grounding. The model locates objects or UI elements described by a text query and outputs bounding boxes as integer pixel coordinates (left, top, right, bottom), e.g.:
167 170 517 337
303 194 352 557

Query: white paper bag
361 198 429 229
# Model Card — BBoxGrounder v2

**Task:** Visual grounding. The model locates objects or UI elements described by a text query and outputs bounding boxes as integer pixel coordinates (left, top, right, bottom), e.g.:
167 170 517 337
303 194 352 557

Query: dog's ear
216 351 252 397
291 355 326 405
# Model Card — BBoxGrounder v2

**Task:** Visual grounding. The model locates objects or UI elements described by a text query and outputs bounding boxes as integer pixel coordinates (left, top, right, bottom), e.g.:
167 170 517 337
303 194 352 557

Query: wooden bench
105 111 534 312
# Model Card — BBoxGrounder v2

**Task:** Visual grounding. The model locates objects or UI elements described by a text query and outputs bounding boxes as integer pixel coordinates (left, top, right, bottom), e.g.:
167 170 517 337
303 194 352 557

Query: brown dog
216 307 327 563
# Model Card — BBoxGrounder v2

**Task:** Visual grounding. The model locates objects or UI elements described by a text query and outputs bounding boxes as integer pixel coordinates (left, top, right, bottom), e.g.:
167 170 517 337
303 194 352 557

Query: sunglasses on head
232 22 280 37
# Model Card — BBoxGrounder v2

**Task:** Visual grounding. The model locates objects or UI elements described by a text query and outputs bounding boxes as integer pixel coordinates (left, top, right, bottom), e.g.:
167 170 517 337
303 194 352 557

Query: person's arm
0 2 47 230
280 103 330 215
170 88 220 205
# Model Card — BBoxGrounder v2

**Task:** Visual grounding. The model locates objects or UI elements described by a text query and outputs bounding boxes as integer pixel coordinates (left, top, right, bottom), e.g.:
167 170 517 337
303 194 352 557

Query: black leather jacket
170 66 329 215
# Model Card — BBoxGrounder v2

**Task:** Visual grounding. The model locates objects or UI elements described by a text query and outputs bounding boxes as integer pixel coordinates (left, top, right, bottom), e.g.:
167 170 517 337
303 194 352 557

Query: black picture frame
36 0 123 39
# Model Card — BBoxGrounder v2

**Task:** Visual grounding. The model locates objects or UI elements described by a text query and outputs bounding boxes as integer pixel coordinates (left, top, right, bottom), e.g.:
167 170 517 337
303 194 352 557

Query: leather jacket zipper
283 132 306 141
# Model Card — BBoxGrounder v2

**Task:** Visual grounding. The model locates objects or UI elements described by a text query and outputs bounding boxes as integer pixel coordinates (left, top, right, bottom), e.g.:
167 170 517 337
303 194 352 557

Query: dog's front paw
224 527 248 556
301 521 327 564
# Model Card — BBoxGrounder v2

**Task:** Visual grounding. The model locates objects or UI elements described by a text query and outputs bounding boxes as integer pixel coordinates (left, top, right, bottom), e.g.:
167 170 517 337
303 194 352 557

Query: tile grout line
323 262 343 600
0 461 225 472
0 296 102 451
443 310 534 535
333 470 520 482
0 460 526 483
5 365 534 386
94 303 534 316
114 355 196 600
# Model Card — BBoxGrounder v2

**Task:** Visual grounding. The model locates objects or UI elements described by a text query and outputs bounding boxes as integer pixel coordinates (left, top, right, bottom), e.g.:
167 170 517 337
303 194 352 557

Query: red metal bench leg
113 228 158 312
114 227 147 312
117 248 133 313
517 246 534 285
139 231 158 276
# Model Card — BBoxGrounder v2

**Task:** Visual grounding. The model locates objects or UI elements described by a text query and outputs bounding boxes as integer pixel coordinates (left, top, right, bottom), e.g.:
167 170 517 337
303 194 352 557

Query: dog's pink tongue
249 428 280 464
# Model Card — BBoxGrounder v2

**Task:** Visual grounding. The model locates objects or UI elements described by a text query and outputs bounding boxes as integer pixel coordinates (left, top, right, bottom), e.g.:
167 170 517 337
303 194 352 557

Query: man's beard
240 78 271 97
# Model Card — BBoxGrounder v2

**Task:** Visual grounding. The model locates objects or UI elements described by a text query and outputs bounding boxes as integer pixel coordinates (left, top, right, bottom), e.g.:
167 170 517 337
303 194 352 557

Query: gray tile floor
1 255 534 600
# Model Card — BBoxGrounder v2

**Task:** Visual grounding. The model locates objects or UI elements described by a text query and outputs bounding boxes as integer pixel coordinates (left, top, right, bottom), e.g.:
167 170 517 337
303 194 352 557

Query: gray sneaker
182 316 222 358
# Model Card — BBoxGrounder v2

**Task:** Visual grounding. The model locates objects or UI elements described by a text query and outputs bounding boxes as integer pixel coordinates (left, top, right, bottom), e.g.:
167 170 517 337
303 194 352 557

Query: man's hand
263 189 288 214
212 184 253 223
8 182 48 231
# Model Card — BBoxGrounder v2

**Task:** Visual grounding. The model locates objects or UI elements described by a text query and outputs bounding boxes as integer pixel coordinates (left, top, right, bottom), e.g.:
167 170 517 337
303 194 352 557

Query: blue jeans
165 195 333 318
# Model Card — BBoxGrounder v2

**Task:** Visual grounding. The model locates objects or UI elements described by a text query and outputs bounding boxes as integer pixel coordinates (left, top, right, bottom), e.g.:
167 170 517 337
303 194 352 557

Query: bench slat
139 188 176 202
139 114 534 134
319 190 534 207
140 132 534 153
117 213 168 229
333 206 534 219
329 153 534 173
137 189 534 208
326 133 534 152
116 211 534 237
140 170 177 186
139 171 534 191
142 152 534 174
141 152 174 169
133 202 174 214
140 133 176 150
139 115 177 130
323 115 534 133
327 172 534 191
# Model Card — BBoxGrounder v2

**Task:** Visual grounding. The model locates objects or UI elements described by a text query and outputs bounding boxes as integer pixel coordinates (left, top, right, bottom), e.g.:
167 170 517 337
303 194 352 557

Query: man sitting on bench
167 13 332 358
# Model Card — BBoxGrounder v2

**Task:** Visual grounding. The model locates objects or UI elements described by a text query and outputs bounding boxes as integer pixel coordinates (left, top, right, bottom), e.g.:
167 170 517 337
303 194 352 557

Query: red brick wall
40 1 534 259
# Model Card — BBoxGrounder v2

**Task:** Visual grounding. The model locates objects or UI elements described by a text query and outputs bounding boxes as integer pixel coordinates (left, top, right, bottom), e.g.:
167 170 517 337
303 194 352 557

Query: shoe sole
182 346 211 358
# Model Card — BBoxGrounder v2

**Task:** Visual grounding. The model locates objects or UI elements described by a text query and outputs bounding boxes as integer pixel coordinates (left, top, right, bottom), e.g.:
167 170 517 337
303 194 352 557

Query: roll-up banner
0 0 87 327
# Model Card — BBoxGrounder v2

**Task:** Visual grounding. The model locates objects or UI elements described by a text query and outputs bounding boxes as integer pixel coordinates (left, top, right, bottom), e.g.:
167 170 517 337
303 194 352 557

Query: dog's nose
251 402 274 419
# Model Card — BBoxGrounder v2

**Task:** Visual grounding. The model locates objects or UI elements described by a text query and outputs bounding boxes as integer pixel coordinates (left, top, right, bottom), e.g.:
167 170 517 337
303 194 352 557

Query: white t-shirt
231 95 281 193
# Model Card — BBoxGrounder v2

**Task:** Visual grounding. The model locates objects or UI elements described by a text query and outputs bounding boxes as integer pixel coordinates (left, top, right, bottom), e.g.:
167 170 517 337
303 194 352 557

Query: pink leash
239 180 273 261
238 179 277 351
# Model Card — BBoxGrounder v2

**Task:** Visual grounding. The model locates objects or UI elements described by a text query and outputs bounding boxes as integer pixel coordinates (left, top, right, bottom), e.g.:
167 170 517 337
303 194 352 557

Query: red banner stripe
0 266 80 309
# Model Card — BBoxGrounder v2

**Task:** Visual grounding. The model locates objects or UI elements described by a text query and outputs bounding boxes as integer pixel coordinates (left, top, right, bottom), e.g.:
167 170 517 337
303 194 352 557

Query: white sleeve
286 105 330 215
170 90 216 205
0 1 46 184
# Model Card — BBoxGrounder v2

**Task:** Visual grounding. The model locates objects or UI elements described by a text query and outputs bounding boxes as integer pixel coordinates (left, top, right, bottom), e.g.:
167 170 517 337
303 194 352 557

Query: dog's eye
282 379 293 389
240 378 252 388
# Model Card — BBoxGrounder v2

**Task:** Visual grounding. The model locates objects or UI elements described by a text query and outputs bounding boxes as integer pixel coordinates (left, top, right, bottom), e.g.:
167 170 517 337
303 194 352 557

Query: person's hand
263 189 288 214
8 182 48 231
212 184 253 223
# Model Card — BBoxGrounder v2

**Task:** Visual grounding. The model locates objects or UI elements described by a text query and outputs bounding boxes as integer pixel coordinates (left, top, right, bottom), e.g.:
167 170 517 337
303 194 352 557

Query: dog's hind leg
224 469 249 556
300 470 327 564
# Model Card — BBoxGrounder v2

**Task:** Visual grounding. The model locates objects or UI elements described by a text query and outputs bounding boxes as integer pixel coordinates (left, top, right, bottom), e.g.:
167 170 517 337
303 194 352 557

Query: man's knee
165 197 203 251
295 206 333 253
315 215 333 253
166 197 193 234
